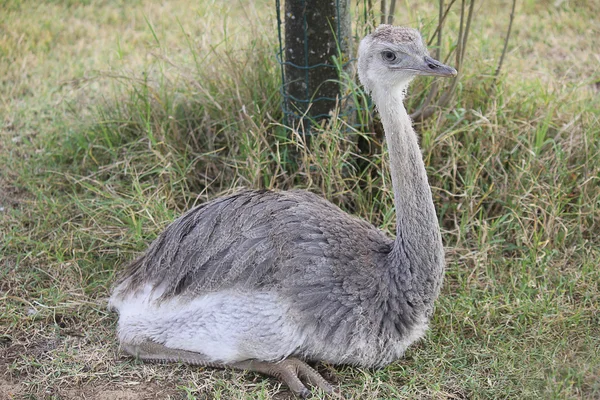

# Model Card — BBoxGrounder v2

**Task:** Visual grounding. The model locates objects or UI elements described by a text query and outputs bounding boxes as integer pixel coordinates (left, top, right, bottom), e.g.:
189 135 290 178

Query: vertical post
283 0 352 132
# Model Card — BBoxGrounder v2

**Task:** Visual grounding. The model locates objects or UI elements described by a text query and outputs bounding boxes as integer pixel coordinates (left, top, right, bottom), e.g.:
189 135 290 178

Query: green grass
1 0 599 399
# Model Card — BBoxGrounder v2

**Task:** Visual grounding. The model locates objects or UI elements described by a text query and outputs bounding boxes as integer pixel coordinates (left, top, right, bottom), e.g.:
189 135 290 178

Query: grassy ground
1 0 599 399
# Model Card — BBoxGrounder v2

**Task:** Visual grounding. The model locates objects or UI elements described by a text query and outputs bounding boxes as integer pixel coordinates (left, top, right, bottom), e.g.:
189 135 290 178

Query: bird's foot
233 357 338 398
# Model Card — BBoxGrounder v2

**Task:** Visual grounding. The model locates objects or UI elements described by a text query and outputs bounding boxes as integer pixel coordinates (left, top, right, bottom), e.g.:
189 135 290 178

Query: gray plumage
110 25 456 396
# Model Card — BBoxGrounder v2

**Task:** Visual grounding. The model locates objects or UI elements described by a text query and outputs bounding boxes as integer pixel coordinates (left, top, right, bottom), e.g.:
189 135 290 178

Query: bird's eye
382 51 397 61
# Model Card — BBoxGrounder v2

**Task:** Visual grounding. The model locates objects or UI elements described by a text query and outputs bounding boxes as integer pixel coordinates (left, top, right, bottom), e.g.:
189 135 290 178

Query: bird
109 24 457 398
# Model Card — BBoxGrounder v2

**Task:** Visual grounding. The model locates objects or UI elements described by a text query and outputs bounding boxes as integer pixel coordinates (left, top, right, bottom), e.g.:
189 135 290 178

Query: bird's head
358 25 457 95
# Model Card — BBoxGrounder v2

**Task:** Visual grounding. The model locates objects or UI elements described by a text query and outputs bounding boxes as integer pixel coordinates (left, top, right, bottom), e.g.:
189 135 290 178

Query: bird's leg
121 341 336 398
232 357 336 398
121 340 222 367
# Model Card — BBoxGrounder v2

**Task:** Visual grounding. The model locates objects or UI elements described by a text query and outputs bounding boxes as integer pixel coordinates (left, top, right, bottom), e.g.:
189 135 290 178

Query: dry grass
1 0 599 399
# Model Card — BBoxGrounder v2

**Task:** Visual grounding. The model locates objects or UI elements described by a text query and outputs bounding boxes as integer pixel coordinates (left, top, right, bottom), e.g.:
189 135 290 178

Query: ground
1 0 599 399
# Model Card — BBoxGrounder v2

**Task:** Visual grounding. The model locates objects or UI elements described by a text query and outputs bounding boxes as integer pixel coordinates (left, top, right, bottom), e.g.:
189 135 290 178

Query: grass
1 0 599 399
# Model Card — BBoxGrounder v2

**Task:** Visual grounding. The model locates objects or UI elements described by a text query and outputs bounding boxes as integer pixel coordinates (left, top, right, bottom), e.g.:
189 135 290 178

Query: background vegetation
1 0 598 399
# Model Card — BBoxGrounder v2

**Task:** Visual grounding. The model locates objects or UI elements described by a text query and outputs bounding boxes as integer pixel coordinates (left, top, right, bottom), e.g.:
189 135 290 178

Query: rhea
109 25 456 397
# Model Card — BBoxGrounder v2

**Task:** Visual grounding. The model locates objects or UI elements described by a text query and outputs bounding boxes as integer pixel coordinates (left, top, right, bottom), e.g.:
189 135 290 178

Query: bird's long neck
373 85 444 306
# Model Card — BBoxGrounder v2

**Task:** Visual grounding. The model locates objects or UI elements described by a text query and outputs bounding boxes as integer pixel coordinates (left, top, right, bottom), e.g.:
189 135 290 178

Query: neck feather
372 85 445 305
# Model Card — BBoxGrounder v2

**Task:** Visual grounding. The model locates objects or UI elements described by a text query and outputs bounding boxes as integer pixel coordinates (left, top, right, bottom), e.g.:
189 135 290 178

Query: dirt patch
0 334 194 399
0 376 22 400
0 377 172 400
56 383 173 400
0 337 60 368
0 176 25 213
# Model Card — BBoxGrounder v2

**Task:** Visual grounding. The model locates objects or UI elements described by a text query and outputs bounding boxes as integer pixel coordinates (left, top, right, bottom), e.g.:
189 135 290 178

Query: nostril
428 63 438 69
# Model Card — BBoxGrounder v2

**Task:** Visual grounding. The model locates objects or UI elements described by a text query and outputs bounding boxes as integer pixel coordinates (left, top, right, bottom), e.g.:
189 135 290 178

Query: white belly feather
109 283 305 363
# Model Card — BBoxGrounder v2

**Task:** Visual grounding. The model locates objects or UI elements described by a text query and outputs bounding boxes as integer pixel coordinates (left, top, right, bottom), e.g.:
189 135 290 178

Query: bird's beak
419 55 457 77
